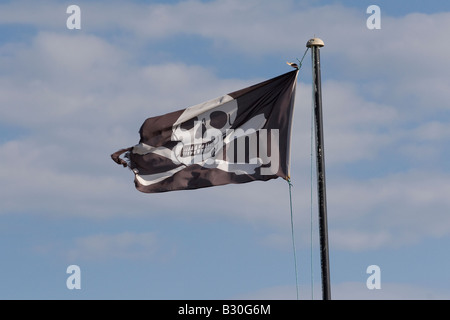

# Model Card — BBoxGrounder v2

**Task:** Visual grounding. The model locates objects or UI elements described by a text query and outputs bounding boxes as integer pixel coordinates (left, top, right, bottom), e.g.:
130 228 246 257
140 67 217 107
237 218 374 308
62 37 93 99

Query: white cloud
330 230 393 251
327 171 450 251
0 1 360 56
65 231 165 261
319 81 398 165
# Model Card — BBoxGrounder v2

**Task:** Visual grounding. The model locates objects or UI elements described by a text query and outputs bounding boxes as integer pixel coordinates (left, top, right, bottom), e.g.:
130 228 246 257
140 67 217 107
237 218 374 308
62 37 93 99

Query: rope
284 48 309 300
284 48 310 300
286 177 299 300
297 47 310 70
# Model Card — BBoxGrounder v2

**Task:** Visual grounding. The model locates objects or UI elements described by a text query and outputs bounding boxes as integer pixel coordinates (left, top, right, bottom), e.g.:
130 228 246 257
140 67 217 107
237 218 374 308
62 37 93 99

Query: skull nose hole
209 111 228 129
196 123 206 139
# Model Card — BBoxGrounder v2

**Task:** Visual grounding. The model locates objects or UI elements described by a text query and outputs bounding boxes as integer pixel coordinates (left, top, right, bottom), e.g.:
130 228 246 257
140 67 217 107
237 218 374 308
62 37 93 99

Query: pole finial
306 37 324 48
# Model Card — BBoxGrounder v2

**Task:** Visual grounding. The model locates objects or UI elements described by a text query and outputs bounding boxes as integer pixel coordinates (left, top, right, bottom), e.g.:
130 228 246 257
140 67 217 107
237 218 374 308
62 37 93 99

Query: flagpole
306 37 331 300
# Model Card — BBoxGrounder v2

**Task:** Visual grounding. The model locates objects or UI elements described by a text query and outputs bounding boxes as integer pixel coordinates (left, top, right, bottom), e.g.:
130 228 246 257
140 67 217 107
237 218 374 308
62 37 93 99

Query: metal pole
306 37 331 300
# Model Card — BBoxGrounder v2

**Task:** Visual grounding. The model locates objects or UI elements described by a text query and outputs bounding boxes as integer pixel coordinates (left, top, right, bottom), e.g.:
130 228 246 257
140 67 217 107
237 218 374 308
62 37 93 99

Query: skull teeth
180 137 216 157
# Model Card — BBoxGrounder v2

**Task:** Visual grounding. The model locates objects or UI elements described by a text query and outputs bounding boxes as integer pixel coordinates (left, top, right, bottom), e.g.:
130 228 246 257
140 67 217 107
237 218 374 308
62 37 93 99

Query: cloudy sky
1 0 450 300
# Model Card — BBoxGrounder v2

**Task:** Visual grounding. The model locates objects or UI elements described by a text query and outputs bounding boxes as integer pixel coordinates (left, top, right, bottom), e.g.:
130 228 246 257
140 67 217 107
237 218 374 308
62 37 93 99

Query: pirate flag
111 70 298 193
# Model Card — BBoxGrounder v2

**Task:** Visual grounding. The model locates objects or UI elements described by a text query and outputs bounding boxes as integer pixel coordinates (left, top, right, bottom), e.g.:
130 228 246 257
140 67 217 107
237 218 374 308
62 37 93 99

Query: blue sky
1 0 450 300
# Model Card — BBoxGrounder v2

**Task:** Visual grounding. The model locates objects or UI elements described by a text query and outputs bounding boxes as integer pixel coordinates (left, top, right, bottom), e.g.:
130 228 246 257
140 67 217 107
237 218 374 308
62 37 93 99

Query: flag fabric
111 70 298 193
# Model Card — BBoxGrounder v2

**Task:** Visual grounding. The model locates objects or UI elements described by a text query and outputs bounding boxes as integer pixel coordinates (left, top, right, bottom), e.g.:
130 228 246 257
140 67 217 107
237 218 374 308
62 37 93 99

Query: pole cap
306 38 324 48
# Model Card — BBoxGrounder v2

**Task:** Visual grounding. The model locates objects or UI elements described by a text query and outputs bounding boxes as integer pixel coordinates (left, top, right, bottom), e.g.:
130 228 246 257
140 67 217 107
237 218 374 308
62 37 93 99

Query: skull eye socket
209 111 228 129
180 117 198 131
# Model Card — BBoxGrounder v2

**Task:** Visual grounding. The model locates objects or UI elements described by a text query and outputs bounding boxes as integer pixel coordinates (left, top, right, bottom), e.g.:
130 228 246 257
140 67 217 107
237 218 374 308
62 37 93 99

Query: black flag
112 70 298 193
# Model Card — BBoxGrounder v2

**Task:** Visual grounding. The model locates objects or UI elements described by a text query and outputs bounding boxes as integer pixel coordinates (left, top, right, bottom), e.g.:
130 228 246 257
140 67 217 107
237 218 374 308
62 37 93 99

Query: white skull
171 98 238 166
